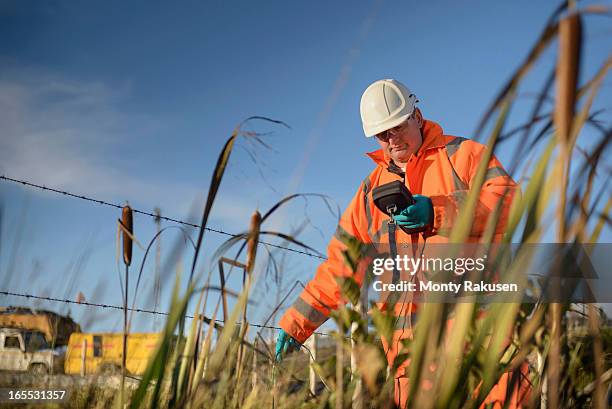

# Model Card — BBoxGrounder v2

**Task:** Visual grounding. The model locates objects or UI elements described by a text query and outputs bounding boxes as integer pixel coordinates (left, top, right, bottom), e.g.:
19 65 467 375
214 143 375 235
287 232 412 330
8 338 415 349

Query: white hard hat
359 79 418 137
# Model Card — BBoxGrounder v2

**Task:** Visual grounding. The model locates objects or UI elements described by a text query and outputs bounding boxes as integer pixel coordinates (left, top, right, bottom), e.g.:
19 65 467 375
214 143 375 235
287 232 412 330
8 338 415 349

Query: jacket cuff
279 314 314 344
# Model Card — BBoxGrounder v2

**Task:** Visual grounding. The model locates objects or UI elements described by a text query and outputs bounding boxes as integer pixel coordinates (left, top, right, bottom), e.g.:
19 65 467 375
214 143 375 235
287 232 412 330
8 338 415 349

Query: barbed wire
0 290 338 338
0 175 327 261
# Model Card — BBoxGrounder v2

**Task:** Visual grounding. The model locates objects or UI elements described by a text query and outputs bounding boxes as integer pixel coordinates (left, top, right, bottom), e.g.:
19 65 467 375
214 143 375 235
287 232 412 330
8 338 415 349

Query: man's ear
414 108 424 128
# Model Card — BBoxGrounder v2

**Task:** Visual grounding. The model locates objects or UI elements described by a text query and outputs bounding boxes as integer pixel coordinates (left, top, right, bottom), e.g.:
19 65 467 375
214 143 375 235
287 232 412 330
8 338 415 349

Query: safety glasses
375 118 411 142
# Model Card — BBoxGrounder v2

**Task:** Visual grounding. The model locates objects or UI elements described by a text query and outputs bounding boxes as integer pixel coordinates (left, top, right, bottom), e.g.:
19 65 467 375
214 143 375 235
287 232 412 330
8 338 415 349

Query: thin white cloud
0 69 201 215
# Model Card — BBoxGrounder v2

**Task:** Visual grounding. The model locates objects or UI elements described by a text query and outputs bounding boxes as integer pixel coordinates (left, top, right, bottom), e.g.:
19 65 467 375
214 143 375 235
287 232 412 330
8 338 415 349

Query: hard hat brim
364 112 412 138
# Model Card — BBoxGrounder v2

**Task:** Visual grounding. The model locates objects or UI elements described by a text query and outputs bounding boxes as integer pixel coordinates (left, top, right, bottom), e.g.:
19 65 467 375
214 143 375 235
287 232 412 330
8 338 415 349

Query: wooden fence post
336 330 343 409
306 333 318 396
351 281 368 409
81 338 87 376
251 339 258 389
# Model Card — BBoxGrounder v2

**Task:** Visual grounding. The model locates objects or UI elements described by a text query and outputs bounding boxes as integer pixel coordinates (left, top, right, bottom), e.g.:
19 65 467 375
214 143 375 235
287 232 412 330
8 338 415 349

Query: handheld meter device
372 181 427 234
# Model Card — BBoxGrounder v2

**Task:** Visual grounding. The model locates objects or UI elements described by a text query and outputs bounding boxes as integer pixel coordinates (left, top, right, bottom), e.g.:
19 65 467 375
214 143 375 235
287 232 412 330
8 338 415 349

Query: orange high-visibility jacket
279 120 518 343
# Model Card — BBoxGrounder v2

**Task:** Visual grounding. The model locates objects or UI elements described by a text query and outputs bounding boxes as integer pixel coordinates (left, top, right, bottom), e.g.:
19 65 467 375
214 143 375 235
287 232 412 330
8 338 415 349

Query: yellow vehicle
0 307 80 346
64 332 161 375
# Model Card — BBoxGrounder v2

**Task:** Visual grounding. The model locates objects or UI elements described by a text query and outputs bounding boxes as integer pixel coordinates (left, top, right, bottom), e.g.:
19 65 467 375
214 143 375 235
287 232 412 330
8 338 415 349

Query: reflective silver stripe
445 137 467 157
484 166 509 182
292 297 328 325
333 224 352 243
362 176 371 195
450 164 469 190
452 191 468 207
362 176 373 238
394 313 418 330
445 137 468 190
370 220 389 243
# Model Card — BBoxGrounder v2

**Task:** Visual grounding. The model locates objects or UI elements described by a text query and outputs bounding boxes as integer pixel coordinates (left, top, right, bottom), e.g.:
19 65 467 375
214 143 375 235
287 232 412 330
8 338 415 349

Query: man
275 79 526 407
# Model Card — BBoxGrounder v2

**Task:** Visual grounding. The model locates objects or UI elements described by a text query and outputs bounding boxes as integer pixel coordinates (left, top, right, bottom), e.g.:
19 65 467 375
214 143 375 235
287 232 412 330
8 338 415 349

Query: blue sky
1 1 610 334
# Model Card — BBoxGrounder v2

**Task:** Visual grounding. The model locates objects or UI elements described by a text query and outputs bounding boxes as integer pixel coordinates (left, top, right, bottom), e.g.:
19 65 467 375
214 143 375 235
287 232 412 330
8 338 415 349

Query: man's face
375 109 423 165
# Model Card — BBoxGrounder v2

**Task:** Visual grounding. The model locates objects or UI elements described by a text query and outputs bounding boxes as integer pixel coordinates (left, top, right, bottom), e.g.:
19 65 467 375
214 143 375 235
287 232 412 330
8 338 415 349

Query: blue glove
392 194 433 230
275 329 301 362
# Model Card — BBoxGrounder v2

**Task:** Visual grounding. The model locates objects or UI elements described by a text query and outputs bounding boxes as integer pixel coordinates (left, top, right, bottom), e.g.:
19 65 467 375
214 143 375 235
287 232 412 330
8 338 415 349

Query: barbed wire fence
0 174 341 337
0 175 327 261
0 290 340 338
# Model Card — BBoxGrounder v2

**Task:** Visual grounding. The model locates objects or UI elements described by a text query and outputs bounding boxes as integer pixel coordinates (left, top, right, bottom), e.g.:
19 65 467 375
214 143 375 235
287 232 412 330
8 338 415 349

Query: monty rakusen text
371 255 519 294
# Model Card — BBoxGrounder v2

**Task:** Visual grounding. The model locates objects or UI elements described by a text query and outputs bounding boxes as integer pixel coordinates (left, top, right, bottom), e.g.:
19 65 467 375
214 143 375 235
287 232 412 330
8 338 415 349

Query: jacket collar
366 119 446 168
